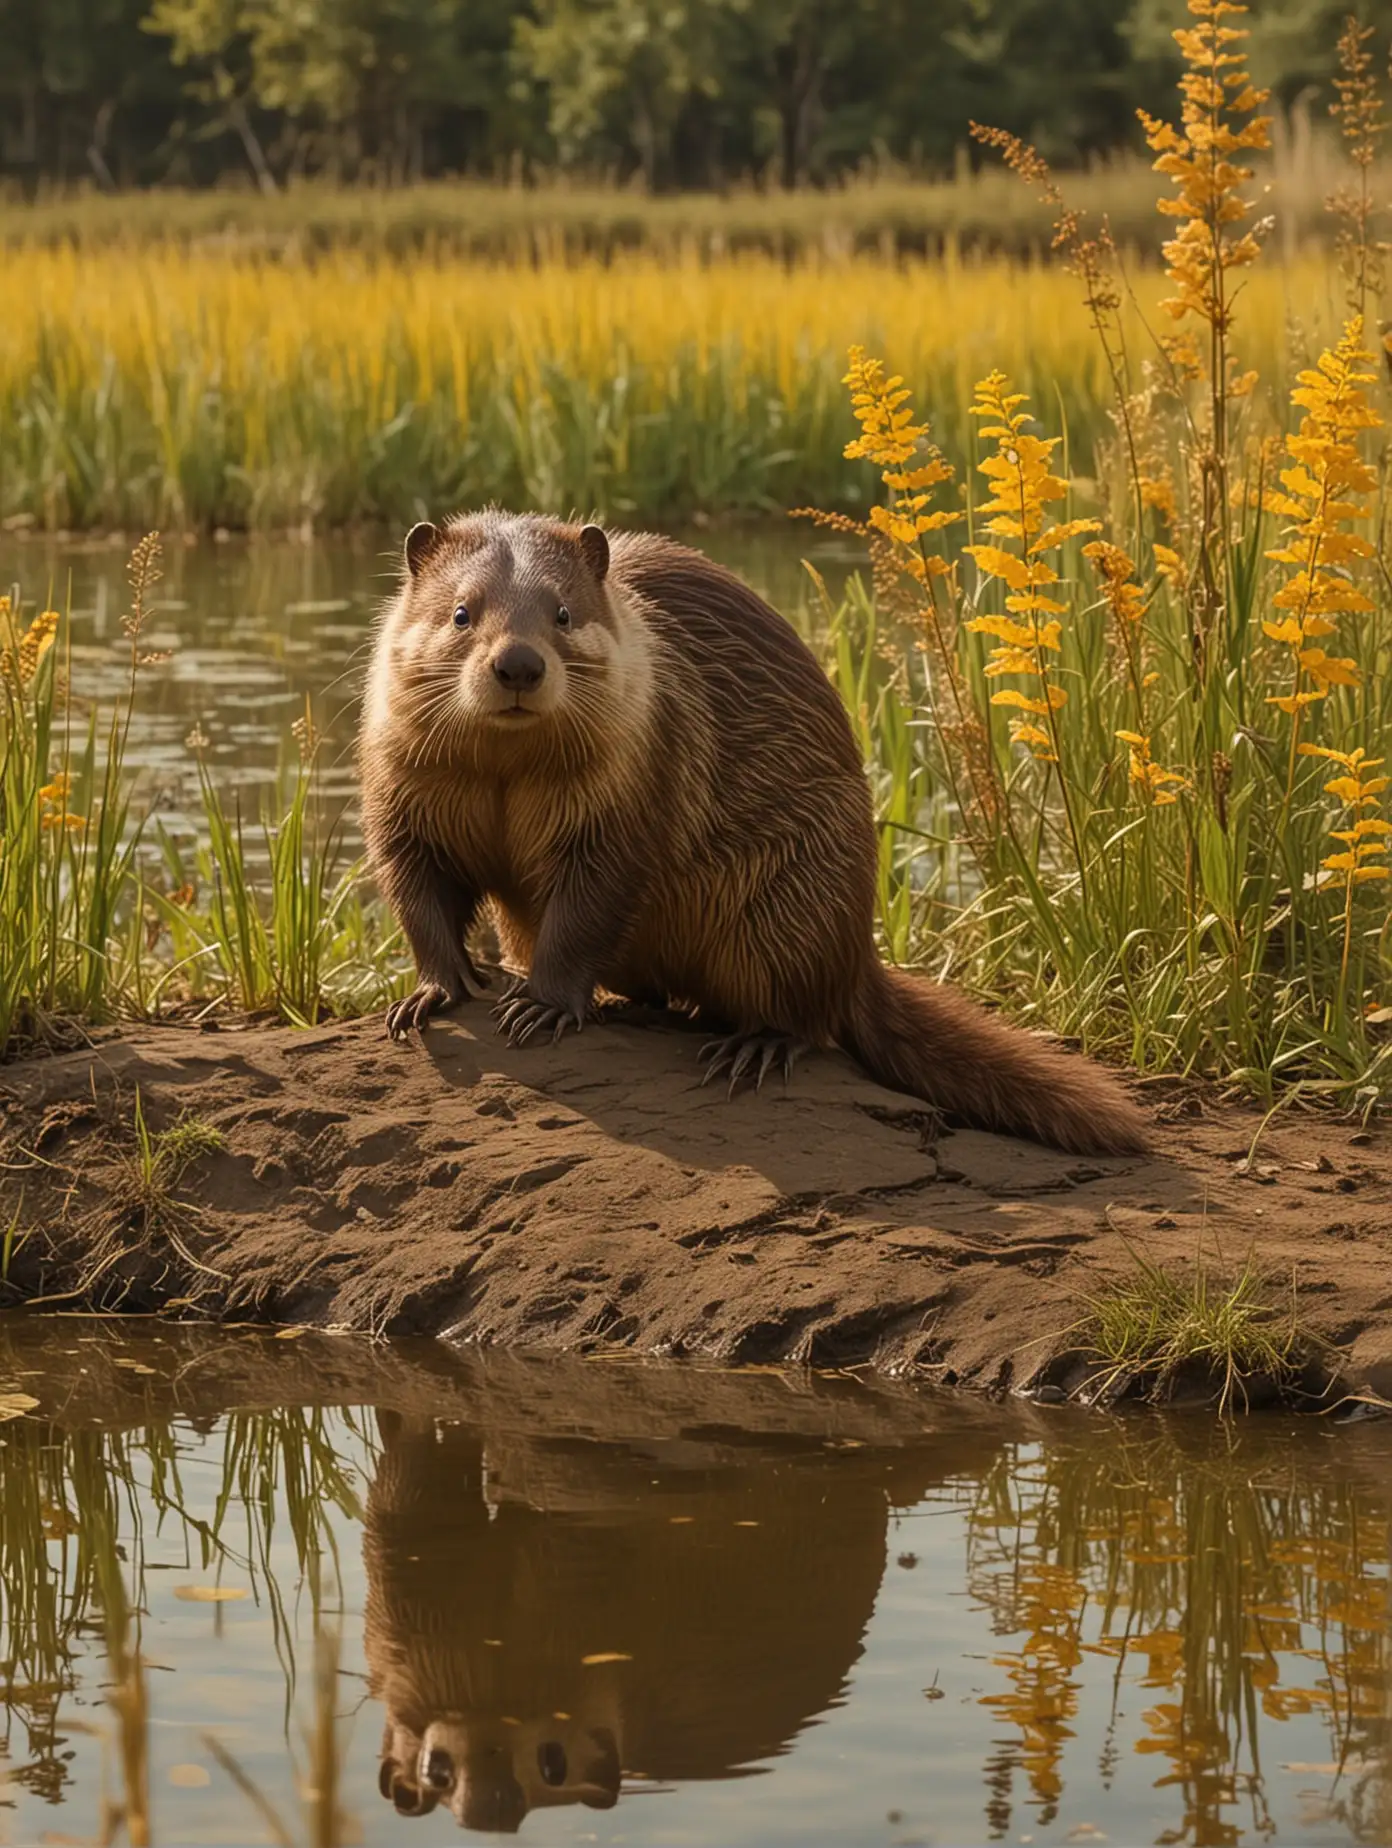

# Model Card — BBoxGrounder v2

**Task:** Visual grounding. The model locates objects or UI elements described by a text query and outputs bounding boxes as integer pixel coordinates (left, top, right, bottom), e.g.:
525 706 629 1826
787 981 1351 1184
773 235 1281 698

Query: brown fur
359 512 1148 1155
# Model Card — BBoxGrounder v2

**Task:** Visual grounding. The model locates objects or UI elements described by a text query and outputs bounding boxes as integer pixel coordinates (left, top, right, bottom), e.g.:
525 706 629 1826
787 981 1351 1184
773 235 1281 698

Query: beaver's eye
556 605 572 631
453 604 470 630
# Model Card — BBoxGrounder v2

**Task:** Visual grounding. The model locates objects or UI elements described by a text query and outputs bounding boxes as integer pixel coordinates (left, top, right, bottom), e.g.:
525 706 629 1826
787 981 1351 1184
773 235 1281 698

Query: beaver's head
411 1715 622 1834
386 513 640 764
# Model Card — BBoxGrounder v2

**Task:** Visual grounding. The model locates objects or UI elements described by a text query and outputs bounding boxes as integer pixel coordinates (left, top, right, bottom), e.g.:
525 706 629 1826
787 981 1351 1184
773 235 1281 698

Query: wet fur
360 512 1148 1154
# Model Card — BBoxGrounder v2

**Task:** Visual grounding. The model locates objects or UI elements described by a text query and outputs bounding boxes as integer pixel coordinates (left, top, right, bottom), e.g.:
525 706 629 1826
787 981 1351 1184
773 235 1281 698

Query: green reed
0 546 410 1058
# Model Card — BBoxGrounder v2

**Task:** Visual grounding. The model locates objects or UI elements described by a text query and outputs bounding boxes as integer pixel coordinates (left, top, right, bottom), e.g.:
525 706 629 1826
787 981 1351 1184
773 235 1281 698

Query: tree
513 0 741 187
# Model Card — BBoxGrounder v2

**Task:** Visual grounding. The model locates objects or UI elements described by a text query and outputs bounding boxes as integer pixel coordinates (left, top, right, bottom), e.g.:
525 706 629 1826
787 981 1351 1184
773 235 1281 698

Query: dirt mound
2 1010 1390 1395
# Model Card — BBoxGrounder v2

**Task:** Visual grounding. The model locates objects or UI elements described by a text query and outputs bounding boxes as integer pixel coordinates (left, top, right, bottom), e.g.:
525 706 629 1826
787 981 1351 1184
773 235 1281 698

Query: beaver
361 1406 909 1833
359 511 1148 1155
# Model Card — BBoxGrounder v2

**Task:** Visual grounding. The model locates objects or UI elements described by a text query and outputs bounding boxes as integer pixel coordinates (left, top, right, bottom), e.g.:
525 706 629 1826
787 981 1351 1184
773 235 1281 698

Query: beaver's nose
493 643 546 692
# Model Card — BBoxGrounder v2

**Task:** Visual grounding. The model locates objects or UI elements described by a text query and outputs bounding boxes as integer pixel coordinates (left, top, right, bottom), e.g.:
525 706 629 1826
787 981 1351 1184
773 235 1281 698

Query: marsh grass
0 552 408 1058
0 1397 365 1814
1076 1241 1325 1413
204 1629 353 1848
0 147 1371 262
967 1424 1392 1841
0 241 1347 534
159 711 373 1025
113 1090 225 1238
98 1576 151 1848
0 1197 24 1285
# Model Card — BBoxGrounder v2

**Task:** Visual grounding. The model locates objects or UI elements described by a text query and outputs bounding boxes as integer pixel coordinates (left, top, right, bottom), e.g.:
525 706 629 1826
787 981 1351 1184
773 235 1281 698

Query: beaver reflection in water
364 1409 919 1834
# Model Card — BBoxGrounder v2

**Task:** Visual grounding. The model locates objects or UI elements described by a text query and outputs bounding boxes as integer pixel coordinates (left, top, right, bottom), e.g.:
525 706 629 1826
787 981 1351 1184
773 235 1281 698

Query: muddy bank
2 1012 1390 1396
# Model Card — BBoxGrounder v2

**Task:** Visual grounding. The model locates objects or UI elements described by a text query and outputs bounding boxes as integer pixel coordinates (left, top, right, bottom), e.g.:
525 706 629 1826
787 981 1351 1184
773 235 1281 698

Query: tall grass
0 570 145 1050
0 140 1371 262
0 242 1348 533
817 4 1392 1100
0 543 407 1058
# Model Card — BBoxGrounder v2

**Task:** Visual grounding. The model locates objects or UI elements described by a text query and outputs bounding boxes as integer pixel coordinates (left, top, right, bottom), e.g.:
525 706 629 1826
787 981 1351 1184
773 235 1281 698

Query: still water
0 526 857 852
2 1324 1390 1847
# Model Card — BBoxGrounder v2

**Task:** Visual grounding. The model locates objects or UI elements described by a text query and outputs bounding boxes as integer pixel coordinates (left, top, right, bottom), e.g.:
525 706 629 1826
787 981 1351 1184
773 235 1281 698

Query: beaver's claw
387 981 464 1039
699 1031 807 1097
494 987 584 1047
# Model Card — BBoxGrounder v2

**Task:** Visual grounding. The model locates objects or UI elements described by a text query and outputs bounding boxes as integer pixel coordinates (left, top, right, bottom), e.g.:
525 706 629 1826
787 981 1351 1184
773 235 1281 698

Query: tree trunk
224 81 279 195
87 99 117 192
633 96 658 192
775 27 824 189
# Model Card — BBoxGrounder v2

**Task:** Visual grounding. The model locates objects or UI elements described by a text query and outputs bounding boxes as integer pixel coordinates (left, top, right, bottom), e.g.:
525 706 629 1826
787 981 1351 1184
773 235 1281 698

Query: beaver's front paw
493 982 587 1047
386 979 468 1039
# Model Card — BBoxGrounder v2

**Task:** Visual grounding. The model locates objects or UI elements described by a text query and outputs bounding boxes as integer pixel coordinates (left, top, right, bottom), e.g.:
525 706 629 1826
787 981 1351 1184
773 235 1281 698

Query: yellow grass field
0 243 1350 530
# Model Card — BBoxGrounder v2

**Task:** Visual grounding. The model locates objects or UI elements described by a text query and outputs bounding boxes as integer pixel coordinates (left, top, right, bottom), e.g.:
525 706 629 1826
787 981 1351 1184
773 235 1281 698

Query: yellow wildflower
837 349 1004 845
1138 0 1271 345
8 608 60 686
1152 544 1184 582
1085 540 1150 723
842 346 961 581
1139 468 1179 528
964 371 1099 761
1263 318 1379 731
37 771 84 834
1083 541 1146 627
1300 742 1391 982
1116 731 1187 807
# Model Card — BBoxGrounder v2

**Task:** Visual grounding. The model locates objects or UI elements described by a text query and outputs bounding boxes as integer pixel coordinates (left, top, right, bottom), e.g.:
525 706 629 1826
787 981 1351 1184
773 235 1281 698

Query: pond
0 525 863 857
2 1323 1390 1847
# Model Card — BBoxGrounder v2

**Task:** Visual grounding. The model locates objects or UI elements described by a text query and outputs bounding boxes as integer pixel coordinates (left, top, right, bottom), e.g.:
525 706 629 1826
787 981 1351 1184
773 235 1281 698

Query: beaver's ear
404 521 440 577
578 524 609 583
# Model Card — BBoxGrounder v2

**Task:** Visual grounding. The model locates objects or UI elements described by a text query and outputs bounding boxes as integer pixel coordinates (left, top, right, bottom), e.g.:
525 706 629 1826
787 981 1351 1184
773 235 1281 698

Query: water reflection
1 1330 1391 1845
966 1427 1392 1845
364 1408 911 1831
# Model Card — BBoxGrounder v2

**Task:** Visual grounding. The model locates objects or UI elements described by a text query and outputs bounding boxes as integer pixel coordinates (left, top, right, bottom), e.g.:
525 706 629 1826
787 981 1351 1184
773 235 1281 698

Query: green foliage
823 0 1392 1106
0 593 144 1054
169 717 371 1024
6 0 1391 194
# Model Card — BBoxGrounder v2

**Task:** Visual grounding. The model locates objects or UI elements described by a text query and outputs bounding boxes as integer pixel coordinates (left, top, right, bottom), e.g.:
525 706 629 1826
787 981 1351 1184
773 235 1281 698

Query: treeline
2 0 1386 196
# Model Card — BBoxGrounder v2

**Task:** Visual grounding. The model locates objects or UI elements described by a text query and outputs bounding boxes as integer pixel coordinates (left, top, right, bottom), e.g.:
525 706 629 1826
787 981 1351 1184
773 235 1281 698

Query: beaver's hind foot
699 1031 807 1097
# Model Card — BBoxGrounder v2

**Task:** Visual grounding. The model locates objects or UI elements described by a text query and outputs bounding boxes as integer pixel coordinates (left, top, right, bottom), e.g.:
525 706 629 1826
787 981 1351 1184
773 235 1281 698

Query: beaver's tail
840 963 1149 1155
